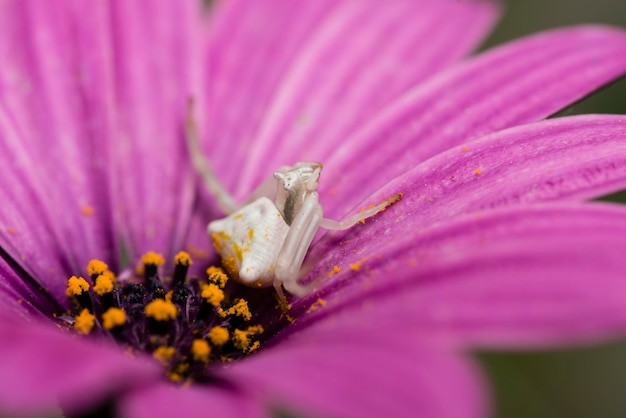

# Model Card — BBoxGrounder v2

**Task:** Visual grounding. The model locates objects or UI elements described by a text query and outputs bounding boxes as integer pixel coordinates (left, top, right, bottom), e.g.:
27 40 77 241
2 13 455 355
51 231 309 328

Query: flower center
61 252 264 382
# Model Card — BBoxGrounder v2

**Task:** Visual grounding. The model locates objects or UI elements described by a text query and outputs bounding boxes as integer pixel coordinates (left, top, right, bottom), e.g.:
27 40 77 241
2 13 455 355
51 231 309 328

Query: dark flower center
61 252 264 382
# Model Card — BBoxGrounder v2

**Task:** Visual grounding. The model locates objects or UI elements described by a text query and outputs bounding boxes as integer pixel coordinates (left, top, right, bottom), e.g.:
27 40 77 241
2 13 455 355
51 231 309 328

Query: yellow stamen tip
153 346 175 366
66 276 90 297
86 259 108 277
93 275 114 296
207 326 229 346
145 299 178 321
102 307 126 330
141 251 165 266
201 283 225 307
191 339 211 363
74 309 95 335
206 266 228 288
174 251 193 266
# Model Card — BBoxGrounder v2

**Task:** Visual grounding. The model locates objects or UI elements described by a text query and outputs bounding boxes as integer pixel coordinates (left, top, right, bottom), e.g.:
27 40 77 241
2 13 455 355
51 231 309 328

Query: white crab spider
185 103 400 298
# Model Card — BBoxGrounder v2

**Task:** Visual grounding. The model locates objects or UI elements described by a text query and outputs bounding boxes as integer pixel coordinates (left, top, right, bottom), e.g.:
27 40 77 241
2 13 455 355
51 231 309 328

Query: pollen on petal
102 307 126 330
141 251 165 266
145 299 178 321
174 251 193 266
66 276 90 297
75 309 95 335
87 259 108 277
201 283 224 306
81 205 94 216
191 339 210 363
207 326 229 346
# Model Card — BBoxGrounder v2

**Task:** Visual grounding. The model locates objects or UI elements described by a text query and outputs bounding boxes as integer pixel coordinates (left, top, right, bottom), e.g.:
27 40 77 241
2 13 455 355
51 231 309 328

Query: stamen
191 339 211 363
101 307 126 330
86 259 108 278
201 283 224 306
62 252 266 382
207 326 229 346
172 251 192 288
145 299 178 321
74 309 95 335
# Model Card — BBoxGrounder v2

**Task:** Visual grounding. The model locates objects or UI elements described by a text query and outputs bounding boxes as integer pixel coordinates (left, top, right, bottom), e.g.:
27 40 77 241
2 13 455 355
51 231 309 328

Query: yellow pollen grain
174 251 192 266
86 259 108 277
475 168 481 175
141 251 165 266
93 274 114 296
232 329 250 351
247 228 254 240
145 299 178 321
206 266 228 288
462 146 469 152
102 307 126 330
307 297 328 313
191 339 211 363
349 262 362 271
75 309 95 335
232 242 244 263
153 346 175 365
248 341 261 353
222 299 252 321
6 227 15 235
211 233 223 254
207 326 229 346
81 205 94 216
102 270 116 282
327 265 341 277
201 283 225 306
66 276 90 297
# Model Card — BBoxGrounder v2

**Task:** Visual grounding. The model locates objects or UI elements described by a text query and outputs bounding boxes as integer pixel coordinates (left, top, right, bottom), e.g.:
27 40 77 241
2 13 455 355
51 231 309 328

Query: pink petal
226 330 487 418
317 26 626 218
0 255 58 319
331 114 626 234
0 1 204 296
0 313 161 417
291 204 626 349
119 380 266 418
201 0 499 197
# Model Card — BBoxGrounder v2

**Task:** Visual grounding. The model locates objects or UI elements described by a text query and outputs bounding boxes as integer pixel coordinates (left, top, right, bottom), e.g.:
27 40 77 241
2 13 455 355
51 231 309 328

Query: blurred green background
478 1 626 417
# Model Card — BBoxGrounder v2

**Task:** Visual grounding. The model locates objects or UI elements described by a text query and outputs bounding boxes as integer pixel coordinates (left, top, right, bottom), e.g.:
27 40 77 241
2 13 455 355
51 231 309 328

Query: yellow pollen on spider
93 274 114 296
153 346 175 365
207 326 229 346
220 299 252 321
206 266 228 288
221 256 239 279
145 299 178 321
66 276 90 297
74 308 95 335
201 283 224 306
102 307 126 330
86 259 108 277
191 339 211 363
174 251 193 266
141 251 165 266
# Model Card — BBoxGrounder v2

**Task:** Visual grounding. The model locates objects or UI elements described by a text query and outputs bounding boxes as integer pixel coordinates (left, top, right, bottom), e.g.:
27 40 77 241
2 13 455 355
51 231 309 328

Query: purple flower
2 0 626 417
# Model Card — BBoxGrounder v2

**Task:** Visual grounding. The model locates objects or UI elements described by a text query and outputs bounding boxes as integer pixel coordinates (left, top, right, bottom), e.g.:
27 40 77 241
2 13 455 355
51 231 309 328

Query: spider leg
319 193 402 230
185 98 239 214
